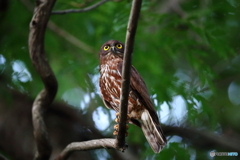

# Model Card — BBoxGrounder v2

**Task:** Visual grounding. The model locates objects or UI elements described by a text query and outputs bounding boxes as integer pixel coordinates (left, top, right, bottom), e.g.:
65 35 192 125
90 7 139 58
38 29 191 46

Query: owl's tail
140 110 166 153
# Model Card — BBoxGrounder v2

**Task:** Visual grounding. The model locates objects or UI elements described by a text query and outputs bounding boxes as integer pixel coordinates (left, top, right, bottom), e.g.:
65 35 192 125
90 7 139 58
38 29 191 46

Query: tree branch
164 125 240 152
52 0 111 15
55 139 116 160
28 0 58 159
115 0 142 150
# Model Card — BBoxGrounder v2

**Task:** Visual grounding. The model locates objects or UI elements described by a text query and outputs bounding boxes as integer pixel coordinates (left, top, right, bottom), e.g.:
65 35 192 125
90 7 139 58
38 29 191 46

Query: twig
19 0 96 54
28 0 58 159
47 21 95 54
115 0 142 150
52 0 111 15
55 139 116 160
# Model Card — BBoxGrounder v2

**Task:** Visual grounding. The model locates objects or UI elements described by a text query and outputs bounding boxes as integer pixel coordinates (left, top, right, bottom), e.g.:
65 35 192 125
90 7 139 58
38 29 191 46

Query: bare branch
55 139 116 160
52 0 111 15
115 0 142 150
28 0 58 159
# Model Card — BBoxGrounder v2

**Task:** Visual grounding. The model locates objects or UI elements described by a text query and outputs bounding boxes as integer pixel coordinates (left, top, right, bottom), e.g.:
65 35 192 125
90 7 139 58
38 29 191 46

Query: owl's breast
99 60 144 117
99 60 122 110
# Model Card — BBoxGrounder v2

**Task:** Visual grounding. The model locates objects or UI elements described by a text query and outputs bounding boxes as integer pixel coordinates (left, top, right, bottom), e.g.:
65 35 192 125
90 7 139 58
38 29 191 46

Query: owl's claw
115 112 120 123
114 124 119 130
113 130 118 136
113 131 129 137
113 112 130 137
113 124 129 137
115 117 120 123
115 112 130 123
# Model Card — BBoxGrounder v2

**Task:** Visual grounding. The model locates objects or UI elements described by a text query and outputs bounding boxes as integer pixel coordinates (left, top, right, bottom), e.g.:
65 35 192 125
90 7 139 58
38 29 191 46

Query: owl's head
99 40 124 59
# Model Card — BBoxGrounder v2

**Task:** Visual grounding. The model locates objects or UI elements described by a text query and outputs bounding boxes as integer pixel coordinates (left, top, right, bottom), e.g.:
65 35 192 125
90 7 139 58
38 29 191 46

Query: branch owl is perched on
99 40 166 153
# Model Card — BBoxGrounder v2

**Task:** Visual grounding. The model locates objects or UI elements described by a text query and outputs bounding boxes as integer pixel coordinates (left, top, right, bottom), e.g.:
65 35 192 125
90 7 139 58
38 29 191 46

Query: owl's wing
117 61 160 124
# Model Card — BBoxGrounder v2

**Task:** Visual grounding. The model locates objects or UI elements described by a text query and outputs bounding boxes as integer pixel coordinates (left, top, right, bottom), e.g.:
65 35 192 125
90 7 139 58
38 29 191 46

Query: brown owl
99 40 166 153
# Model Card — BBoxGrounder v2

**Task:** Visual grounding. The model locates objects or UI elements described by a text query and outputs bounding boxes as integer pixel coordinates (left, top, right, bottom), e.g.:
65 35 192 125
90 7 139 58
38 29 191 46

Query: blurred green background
1 0 240 159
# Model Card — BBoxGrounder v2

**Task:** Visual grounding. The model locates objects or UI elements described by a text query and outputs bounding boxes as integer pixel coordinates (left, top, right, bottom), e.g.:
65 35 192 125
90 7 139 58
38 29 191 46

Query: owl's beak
110 46 117 53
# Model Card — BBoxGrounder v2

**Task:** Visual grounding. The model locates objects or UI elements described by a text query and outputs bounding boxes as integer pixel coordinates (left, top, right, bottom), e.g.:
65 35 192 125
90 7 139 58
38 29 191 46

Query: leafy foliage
1 0 240 159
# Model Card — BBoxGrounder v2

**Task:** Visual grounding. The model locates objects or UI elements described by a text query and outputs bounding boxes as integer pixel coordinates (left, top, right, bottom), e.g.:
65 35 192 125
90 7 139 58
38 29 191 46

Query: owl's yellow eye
103 45 110 51
116 44 122 49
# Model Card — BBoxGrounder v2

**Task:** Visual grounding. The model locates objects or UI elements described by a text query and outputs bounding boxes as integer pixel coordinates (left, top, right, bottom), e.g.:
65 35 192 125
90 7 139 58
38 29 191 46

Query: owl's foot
114 112 120 123
113 112 130 136
114 112 130 123
113 124 129 137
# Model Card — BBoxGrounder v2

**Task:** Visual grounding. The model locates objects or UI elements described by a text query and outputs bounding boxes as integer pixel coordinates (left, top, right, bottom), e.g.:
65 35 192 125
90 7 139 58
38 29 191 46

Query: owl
99 40 166 153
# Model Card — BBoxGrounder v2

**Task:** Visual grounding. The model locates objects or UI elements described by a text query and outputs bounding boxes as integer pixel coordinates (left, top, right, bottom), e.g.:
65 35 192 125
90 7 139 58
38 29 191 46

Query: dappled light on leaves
92 106 112 131
11 60 32 83
93 149 110 160
62 87 94 110
228 81 240 106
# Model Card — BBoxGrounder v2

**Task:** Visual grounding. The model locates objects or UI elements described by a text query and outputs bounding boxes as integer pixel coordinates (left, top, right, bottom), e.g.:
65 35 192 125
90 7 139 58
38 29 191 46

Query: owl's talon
115 112 130 123
115 117 120 123
113 124 129 136
114 112 129 136
115 112 120 123
113 131 128 137
114 124 128 131
113 130 118 136
114 124 119 131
